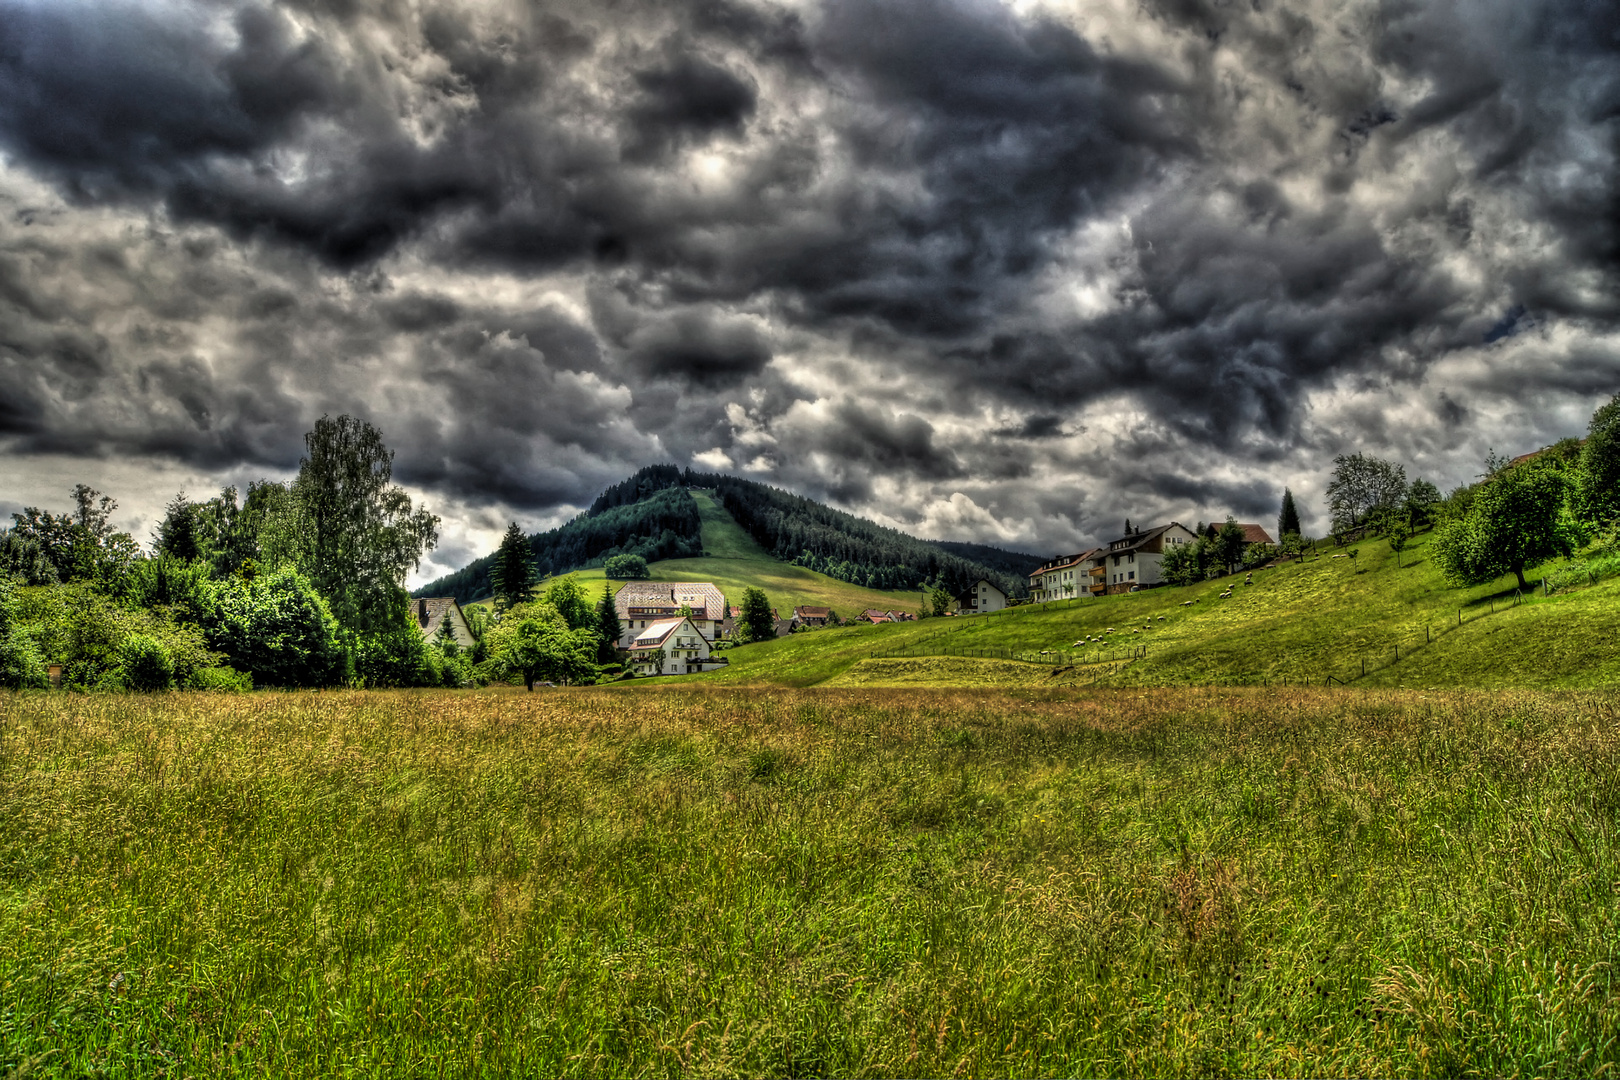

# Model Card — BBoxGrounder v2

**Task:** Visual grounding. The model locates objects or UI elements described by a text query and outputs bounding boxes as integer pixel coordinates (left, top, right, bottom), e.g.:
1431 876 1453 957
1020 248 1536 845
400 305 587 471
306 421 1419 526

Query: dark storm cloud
624 54 758 162
0 0 1616 561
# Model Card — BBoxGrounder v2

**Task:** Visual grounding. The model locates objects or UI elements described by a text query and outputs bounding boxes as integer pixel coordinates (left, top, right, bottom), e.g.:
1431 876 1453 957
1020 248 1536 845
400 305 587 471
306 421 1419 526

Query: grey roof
413 597 474 647
614 582 726 620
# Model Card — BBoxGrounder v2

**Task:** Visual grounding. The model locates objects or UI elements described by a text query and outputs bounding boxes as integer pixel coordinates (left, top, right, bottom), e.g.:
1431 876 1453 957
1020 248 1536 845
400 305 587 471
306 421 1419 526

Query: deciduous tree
1577 391 1620 527
740 587 775 643
1431 459 1578 591
1326 453 1408 533
292 415 439 633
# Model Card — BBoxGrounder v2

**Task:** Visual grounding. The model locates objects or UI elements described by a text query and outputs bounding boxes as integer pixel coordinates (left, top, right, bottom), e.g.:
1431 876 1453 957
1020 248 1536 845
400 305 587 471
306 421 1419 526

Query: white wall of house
957 578 1007 614
628 617 718 676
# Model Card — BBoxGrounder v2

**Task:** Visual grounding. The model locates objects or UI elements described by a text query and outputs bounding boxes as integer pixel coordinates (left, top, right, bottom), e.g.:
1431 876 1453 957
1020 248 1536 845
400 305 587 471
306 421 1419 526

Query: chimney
418 598 429 625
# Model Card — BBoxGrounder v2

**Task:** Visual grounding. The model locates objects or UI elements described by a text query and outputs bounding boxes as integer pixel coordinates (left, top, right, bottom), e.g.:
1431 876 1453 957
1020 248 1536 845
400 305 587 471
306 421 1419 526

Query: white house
1097 523 1199 594
955 578 1007 615
1028 548 1103 602
412 597 477 649
626 617 729 677
614 582 727 647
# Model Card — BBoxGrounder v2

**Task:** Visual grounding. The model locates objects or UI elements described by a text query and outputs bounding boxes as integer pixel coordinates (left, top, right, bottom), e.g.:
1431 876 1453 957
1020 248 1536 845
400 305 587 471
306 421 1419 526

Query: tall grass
2 686 1617 1076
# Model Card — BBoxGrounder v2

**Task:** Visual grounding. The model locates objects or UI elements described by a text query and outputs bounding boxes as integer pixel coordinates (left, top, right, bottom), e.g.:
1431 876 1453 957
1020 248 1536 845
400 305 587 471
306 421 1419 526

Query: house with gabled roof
955 579 1007 615
793 605 831 627
1097 523 1198 594
614 582 727 647
412 597 477 649
626 616 729 677
1029 548 1104 602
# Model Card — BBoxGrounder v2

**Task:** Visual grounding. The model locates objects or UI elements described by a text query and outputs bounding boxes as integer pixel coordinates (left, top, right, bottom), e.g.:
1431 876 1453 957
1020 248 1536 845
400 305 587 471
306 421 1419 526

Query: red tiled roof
1234 523 1275 545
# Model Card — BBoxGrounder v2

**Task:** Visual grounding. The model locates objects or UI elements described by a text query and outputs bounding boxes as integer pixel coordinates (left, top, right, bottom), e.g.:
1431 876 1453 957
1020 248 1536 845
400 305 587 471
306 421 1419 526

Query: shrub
0 580 48 689
352 628 442 688
202 568 342 687
119 634 175 691
188 665 253 692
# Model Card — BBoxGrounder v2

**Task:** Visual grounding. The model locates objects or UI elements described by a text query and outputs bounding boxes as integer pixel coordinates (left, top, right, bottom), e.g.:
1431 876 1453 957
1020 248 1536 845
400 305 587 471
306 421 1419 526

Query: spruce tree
595 583 623 662
1278 489 1302 538
493 522 536 610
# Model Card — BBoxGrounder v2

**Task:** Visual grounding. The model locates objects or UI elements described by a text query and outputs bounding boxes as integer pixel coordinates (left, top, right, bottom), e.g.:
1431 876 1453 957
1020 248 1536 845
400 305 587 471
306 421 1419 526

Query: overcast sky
1 0 1616 585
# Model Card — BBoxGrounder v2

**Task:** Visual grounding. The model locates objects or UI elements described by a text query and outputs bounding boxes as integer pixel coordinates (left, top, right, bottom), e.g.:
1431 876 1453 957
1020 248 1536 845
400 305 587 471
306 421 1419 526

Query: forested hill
414 484 702 604
932 540 1046 582
414 465 1040 604
686 471 1035 598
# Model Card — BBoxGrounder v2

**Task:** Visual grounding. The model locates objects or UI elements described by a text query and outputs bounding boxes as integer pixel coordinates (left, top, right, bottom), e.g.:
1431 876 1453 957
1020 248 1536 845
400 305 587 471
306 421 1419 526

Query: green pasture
2 686 1615 1076
684 530 1620 689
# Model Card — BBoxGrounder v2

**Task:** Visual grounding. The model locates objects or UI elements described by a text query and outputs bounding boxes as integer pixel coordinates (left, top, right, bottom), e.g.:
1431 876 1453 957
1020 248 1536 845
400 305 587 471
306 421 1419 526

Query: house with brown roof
614 582 727 647
1233 523 1276 546
412 597 477 649
793 605 832 627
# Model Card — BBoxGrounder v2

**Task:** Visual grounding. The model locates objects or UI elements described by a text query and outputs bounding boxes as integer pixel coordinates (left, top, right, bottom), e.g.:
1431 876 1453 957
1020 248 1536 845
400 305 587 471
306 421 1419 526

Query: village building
955 578 1007 615
1028 548 1103 602
793 605 832 627
626 617 729 676
412 597 477 649
614 582 727 647
1098 523 1198 594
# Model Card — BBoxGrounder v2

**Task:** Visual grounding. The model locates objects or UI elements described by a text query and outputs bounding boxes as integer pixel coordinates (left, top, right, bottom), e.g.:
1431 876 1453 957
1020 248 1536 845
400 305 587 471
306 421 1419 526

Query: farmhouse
955 578 1007 614
1098 523 1199 594
626 616 728 677
614 582 727 647
793 605 832 627
412 597 477 649
1028 548 1103 602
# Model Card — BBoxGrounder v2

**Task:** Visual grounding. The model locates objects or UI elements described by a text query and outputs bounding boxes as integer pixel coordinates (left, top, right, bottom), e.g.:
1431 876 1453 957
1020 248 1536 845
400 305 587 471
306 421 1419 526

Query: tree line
687 470 1029 598
0 416 454 691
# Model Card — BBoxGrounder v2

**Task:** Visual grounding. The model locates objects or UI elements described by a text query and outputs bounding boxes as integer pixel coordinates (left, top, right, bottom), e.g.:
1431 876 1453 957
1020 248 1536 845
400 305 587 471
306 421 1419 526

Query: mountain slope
545 491 930 618
417 465 1040 604
690 470 1037 596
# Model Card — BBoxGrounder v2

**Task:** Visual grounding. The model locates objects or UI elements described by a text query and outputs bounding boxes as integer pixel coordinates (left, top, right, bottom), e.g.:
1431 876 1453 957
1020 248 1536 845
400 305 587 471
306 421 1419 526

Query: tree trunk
525 674 534 691
1514 565 1528 592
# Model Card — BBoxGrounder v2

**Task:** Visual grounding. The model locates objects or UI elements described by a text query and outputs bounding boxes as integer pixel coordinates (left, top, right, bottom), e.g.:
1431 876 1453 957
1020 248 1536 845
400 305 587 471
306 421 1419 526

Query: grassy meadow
3 685 1617 1076
687 529 1620 690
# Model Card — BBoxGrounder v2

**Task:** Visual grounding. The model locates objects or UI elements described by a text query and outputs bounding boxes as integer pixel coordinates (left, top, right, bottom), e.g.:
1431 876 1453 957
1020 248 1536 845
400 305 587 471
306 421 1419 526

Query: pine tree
493 522 536 610
595 583 622 663
1278 489 1302 538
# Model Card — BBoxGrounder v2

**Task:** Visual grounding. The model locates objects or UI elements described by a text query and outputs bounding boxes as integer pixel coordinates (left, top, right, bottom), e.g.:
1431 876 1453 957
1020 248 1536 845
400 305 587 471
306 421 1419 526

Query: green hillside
637 529 1620 688
543 491 927 618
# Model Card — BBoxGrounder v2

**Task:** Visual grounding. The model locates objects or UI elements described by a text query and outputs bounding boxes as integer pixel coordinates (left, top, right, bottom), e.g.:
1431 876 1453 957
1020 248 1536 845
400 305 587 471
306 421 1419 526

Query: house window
1129 571 1135 580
